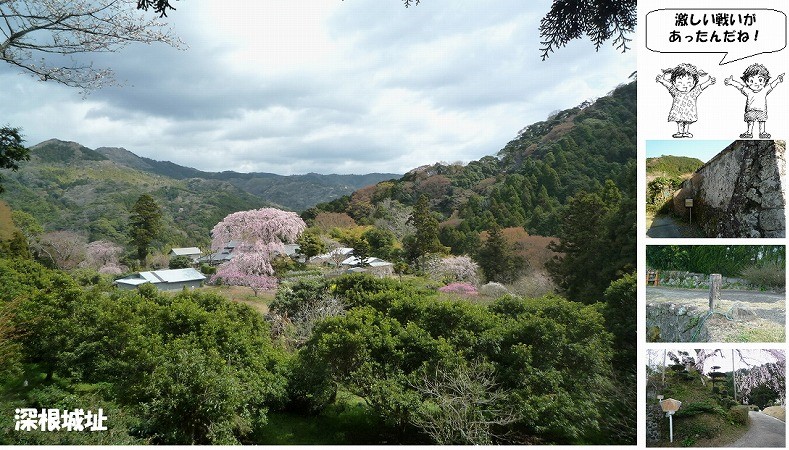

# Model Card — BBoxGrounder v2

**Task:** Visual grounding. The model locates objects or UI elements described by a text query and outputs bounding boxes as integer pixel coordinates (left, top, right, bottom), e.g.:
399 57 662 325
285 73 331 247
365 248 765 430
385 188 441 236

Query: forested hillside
95 146 399 211
311 80 636 302
313 81 634 236
0 140 397 247
646 155 704 179
1 80 637 446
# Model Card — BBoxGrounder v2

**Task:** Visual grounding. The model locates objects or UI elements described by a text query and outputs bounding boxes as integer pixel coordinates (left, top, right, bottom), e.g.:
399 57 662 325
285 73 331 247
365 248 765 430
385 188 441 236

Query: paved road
646 214 707 238
730 411 785 447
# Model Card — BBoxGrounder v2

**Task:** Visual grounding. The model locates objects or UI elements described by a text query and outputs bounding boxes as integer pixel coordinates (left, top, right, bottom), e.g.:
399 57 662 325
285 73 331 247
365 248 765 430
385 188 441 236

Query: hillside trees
547 177 635 303
0 126 29 194
210 208 307 291
404 195 446 268
0 0 181 90
129 194 163 263
0 258 289 444
291 274 617 444
476 223 523 284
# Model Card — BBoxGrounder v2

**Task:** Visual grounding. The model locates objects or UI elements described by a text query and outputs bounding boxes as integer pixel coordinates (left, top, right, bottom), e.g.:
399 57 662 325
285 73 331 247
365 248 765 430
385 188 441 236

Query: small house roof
315 247 354 260
340 256 393 267
115 277 149 286
282 243 301 256
116 268 206 286
170 247 202 256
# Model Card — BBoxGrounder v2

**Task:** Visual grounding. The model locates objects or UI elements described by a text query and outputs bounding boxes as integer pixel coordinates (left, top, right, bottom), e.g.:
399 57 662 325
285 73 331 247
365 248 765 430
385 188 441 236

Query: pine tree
129 194 162 263
405 195 445 268
476 223 514 283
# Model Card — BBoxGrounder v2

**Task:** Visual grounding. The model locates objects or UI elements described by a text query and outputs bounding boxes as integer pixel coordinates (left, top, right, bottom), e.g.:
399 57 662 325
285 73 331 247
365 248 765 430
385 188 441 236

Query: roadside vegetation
646 350 785 447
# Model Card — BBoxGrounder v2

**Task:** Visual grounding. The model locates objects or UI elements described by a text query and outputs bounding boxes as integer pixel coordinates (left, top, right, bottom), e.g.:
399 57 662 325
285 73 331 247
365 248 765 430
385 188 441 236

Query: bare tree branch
1 0 183 90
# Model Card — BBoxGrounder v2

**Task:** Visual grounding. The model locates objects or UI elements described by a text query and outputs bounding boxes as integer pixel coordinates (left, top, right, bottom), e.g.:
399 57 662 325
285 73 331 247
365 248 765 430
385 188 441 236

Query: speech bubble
646 9 787 64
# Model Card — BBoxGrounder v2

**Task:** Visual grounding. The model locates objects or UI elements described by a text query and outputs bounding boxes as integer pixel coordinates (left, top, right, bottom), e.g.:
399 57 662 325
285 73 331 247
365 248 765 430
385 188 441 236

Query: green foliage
0 258 288 444
476 223 522 283
129 194 162 262
0 126 29 194
728 405 749 425
740 261 786 289
746 383 781 410
404 195 446 266
646 155 704 178
296 230 326 262
603 273 636 371
647 245 785 278
362 227 397 260
674 401 726 418
547 178 635 303
168 255 192 269
270 277 331 318
646 176 682 212
291 274 617 444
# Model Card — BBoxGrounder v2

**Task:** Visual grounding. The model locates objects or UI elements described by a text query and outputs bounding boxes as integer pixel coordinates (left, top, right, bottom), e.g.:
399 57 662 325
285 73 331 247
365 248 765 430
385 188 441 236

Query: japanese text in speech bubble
646 9 787 64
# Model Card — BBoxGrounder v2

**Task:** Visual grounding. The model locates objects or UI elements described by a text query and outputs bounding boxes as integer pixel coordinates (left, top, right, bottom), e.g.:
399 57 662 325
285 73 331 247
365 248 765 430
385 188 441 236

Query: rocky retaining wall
672 140 786 238
650 271 752 290
646 302 710 342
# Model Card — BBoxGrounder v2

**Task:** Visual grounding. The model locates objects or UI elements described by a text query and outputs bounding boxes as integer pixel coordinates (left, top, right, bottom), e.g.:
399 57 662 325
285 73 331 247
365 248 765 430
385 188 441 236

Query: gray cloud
1 0 635 175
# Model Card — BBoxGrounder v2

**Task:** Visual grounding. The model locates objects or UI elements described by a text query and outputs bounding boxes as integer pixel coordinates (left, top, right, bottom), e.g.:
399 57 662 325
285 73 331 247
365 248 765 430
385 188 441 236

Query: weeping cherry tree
210 208 306 293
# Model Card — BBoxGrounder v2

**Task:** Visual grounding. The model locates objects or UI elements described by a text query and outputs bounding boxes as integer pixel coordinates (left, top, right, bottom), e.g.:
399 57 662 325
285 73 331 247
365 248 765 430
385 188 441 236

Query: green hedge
728 405 749 425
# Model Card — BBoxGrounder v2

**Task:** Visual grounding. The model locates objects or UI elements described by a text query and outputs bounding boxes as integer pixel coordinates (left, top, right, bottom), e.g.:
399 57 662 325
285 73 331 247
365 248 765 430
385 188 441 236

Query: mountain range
1 139 398 247
2 79 636 253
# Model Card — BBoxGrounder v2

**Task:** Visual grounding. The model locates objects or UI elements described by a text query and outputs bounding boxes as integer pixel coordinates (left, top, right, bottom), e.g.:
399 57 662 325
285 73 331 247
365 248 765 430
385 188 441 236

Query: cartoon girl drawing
724 63 784 139
656 63 716 138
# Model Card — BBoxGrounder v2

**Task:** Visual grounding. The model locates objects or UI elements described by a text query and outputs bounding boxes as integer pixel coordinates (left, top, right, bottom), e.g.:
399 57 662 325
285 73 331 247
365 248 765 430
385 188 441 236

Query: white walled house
169 247 203 262
115 268 206 291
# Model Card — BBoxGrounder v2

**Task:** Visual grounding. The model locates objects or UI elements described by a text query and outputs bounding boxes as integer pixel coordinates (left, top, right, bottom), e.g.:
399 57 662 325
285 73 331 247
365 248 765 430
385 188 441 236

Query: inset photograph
646 245 785 342
646 140 786 238
646 348 786 448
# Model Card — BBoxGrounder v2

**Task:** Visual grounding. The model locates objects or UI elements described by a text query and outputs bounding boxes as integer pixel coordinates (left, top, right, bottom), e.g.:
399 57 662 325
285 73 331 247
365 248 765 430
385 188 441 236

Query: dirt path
729 411 785 447
646 287 786 342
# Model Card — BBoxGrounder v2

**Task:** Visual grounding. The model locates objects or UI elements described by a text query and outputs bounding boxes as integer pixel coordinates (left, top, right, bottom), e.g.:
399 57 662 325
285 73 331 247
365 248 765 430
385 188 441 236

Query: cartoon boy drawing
656 63 716 138
724 63 784 139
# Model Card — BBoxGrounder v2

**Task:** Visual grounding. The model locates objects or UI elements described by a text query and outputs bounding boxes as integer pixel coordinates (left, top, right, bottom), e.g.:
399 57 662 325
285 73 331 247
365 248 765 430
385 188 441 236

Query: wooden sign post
685 198 694 224
660 398 682 443
709 274 722 310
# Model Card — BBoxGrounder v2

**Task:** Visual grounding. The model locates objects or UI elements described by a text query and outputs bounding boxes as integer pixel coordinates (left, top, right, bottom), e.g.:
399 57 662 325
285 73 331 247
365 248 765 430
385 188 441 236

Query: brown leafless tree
410 359 520 445
35 230 87 270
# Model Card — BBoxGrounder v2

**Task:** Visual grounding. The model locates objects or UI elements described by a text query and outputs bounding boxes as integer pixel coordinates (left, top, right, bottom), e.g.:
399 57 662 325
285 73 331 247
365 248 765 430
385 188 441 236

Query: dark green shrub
728 405 749 425
740 261 785 289
674 401 725 418
168 255 192 269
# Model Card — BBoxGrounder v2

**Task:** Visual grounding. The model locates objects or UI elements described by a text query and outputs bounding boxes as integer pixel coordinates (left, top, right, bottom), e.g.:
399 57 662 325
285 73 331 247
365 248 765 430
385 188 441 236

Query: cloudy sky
1 0 635 175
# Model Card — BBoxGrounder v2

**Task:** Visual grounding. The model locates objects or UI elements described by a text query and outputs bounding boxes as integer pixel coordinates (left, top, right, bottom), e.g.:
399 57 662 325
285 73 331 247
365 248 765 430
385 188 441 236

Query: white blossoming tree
210 208 306 294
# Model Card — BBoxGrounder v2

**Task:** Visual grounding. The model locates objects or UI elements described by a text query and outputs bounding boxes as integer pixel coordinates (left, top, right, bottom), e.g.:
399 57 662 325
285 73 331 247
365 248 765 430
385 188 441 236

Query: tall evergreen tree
546 180 632 303
476 223 518 284
405 195 445 268
129 194 162 263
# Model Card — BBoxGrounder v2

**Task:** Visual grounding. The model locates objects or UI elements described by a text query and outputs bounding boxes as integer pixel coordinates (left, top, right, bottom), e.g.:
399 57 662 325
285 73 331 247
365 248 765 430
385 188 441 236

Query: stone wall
671 140 786 238
646 302 710 342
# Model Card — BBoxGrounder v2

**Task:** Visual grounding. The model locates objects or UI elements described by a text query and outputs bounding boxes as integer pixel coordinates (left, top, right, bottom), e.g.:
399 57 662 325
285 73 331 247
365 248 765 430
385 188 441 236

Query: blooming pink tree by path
210 208 306 292
662 349 786 405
